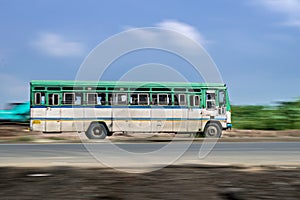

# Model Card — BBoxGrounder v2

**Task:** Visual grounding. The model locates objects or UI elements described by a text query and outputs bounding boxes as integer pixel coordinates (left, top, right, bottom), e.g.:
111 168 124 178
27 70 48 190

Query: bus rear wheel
204 123 222 138
86 123 107 139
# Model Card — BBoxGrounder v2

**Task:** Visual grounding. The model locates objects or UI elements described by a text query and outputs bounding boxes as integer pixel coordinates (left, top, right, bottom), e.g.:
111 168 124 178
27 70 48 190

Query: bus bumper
227 123 232 130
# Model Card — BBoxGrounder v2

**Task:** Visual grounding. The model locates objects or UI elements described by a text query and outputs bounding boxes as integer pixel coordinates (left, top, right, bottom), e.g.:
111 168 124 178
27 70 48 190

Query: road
0 142 299 172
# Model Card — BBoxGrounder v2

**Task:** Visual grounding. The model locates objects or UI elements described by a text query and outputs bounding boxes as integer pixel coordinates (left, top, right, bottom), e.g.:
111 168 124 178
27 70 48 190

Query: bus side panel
172 108 188 132
30 108 46 132
45 107 61 132
85 107 112 132
60 107 76 132
151 107 173 132
60 107 85 132
112 107 128 132
127 108 151 132
187 108 202 132
73 107 84 132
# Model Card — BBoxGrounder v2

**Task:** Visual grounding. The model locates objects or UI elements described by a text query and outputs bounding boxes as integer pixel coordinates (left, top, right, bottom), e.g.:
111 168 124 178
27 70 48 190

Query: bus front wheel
204 123 222 138
86 123 107 139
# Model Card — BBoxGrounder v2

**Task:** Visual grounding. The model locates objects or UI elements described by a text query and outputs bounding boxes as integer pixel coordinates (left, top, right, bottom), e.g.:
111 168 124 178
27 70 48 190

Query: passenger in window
174 96 179 105
152 98 157 105
132 97 138 105
98 93 106 105
207 94 211 100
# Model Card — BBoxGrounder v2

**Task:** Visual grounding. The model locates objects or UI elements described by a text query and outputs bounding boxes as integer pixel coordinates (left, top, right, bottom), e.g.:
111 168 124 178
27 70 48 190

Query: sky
0 0 299 107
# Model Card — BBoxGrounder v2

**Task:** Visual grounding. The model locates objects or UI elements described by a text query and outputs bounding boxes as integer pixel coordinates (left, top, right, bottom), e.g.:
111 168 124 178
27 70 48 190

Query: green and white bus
30 80 231 139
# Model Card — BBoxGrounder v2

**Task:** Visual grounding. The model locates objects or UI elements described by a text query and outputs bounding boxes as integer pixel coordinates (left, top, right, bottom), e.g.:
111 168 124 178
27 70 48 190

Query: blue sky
0 0 299 107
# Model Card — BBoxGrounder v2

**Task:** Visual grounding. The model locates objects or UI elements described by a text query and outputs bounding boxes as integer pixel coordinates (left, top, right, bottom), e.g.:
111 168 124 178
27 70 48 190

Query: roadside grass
45 136 67 141
14 136 35 142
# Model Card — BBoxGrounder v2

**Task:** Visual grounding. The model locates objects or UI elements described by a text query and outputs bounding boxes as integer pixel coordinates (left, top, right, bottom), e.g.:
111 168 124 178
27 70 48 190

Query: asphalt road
0 142 299 172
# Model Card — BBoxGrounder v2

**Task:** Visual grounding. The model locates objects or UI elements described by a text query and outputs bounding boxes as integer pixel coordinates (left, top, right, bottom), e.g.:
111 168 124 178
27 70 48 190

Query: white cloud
257 0 300 27
124 20 210 50
32 33 85 57
155 20 208 45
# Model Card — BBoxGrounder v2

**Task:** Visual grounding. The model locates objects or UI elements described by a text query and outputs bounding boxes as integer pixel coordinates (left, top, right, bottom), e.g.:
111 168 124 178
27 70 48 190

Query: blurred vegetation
232 99 300 130
14 136 34 142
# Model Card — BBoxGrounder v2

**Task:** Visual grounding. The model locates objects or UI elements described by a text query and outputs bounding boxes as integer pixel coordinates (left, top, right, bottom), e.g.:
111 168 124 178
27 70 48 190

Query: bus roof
30 80 227 89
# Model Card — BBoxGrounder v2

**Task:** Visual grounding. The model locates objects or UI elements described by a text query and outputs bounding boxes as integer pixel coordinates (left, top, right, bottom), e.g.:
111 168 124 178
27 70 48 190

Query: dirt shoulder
0 124 300 143
0 165 299 200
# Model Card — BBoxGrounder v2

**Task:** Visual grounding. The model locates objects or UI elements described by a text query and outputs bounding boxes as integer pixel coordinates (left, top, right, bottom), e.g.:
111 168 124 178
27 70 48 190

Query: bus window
34 92 45 105
175 94 185 105
152 94 158 105
174 95 179 105
75 93 82 105
53 94 59 105
130 94 138 105
189 95 200 107
87 93 97 105
35 93 41 105
64 93 75 105
108 93 113 105
97 93 106 105
114 93 127 105
195 95 200 107
219 90 226 107
206 92 216 109
158 94 168 105
48 94 60 106
190 95 195 107
168 95 172 105
179 94 186 105
138 94 149 105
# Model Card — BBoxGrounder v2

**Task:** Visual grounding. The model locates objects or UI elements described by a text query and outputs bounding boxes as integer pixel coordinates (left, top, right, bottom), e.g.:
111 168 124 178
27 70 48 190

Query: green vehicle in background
0 102 30 123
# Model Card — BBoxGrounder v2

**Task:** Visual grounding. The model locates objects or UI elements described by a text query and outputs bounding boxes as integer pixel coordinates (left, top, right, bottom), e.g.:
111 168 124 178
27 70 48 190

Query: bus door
46 93 61 132
187 95 202 132
204 90 218 120
216 90 227 121
204 90 228 130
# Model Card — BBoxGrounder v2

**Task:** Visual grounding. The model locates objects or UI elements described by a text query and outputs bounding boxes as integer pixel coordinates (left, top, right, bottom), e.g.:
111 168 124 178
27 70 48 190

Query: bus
30 80 231 139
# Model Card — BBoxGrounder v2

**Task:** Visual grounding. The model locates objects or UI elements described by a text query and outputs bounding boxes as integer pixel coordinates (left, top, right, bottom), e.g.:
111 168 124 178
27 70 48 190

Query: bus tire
86 123 107 139
204 123 222 138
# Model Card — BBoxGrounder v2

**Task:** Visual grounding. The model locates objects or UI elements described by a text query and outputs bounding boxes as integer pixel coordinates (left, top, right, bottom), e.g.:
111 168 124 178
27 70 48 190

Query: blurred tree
231 99 300 130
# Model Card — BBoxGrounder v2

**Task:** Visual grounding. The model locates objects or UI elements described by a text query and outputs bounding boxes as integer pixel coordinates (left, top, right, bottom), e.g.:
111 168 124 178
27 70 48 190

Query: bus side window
138 93 149 105
189 95 195 107
48 93 60 106
97 93 106 105
64 93 75 104
35 92 45 105
179 94 186 106
75 93 82 105
130 94 138 105
175 94 186 106
152 94 158 105
174 94 179 105
108 93 113 105
53 94 59 105
219 90 226 107
195 95 200 107
158 94 168 105
87 93 97 105
206 92 216 109
114 93 127 105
